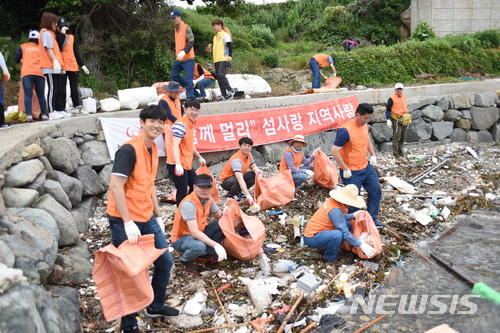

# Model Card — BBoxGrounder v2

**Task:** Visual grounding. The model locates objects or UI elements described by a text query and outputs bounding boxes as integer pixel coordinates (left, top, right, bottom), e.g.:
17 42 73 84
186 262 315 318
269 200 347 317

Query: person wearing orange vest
309 53 336 89
14 30 49 122
386 83 409 158
0 51 12 130
106 105 179 332
331 103 383 228
159 81 184 127
193 63 215 101
169 9 195 100
56 17 89 111
279 134 319 189
39 12 69 120
220 137 261 205
304 184 375 262
171 173 226 274
166 99 206 205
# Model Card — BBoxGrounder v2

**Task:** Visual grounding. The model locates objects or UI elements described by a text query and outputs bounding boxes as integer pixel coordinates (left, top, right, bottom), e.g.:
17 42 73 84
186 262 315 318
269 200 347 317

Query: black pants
62 71 81 107
167 164 196 206
44 73 66 112
214 61 233 98
221 172 256 196
204 220 225 244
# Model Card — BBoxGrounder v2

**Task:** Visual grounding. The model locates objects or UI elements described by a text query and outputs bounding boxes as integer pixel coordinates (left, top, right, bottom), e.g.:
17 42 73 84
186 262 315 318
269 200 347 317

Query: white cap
395 83 404 89
28 30 39 39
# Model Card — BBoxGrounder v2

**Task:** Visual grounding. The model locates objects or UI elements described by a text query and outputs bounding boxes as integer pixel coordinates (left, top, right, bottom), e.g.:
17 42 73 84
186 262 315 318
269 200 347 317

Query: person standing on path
309 53 336 89
170 9 195 101
386 83 409 158
331 103 383 228
0 51 13 130
106 105 179 333
206 19 234 101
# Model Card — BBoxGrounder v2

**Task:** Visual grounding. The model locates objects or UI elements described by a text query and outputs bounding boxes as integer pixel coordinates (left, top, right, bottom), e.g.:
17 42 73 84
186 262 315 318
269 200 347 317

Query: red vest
304 198 346 237
61 34 79 71
166 114 195 169
279 147 303 172
219 150 253 181
175 23 195 60
106 134 159 222
340 119 369 171
313 54 331 68
171 192 213 242
194 64 214 80
39 28 64 69
390 93 408 116
20 42 43 77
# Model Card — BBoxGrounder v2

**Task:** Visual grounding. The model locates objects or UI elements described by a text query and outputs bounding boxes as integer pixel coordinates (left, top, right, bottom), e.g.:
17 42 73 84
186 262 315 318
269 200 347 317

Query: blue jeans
108 216 174 329
172 220 225 262
340 164 382 222
309 58 321 89
194 78 215 98
292 165 312 188
171 59 195 99
22 75 48 116
304 221 352 262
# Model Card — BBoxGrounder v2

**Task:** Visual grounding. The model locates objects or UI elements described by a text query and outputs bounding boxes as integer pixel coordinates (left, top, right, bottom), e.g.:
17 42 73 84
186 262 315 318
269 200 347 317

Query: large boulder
23 143 44 160
370 123 392 143
50 239 91 285
420 105 444 121
24 169 47 192
369 105 386 123
0 283 47 332
256 141 290 163
474 92 498 107
42 137 81 174
454 119 471 130
53 171 83 206
449 128 467 143
41 180 72 211
98 164 113 190
71 165 105 196
431 122 454 141
4 159 44 187
466 130 494 143
470 106 499 130
451 94 474 109
407 97 436 112
436 97 450 111
1 188 39 207
406 117 432 142
78 141 111 167
490 124 500 143
443 109 462 122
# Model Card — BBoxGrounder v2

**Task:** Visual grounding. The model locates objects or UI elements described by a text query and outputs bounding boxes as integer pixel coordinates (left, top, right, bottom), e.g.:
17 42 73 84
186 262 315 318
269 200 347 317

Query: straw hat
329 184 365 208
289 134 308 147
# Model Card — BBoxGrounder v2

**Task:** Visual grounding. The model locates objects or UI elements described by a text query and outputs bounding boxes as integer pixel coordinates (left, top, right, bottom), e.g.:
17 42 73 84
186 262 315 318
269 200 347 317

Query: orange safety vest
60 34 78 72
166 114 195 169
389 93 408 116
106 133 158 222
171 192 213 242
312 54 331 68
39 28 64 69
279 147 303 172
194 63 214 80
340 119 369 171
219 150 253 181
174 23 195 61
161 95 182 127
304 198 347 237
20 42 43 77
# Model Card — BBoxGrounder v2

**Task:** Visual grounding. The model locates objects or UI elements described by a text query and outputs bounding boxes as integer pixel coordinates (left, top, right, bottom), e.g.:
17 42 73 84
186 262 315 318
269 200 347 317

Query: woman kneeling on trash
304 184 376 263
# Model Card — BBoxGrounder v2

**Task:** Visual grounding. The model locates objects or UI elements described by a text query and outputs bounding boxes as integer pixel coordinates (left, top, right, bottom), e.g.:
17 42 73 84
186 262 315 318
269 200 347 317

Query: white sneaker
62 111 72 118
49 112 64 120
41 114 50 121
0 124 13 130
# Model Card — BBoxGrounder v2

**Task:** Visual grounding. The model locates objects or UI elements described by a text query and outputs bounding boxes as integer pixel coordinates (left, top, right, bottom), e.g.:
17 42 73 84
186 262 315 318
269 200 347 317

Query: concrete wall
411 0 500 37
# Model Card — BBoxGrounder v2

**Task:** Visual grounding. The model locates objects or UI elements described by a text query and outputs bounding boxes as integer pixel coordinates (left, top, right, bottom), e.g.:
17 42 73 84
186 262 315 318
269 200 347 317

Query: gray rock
443 109 462 122
157 157 168 179
96 130 106 141
53 171 83 206
406 117 432 142
4 159 44 187
23 169 47 192
410 109 422 120
461 110 471 119
0 283 47 332
1 188 39 207
256 141 289 163
49 286 82 332
71 211 89 234
0 192 5 217
407 97 436 112
490 124 500 143
78 141 111 167
378 141 393 153
302 131 337 157
451 94 474 109
98 164 113 190
470 106 499 130
355 85 367 90
252 149 266 167
72 196 98 219
0 240 15 267
23 143 44 160
447 96 454 109
466 130 494 143
71 165 105 196
455 119 471 130
43 137 81 174
431 122 454 141
41 180 72 211
52 239 91 285
201 150 235 168
71 136 85 146
33 194 79 246
370 123 392 143
82 134 95 142
369 105 386 124
420 105 444 121
474 92 498 107
436 97 449 111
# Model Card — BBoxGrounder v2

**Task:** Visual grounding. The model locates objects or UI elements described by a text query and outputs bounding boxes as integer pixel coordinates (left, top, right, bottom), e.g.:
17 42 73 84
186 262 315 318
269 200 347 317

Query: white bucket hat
289 134 308 147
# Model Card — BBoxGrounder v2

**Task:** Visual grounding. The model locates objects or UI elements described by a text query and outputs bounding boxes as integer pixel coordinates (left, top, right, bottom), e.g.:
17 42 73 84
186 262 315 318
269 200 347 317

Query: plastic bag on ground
312 150 338 189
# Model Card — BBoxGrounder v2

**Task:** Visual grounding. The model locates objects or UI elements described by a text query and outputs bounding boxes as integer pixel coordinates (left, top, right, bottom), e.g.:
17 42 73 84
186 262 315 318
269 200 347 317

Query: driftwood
352 313 388 333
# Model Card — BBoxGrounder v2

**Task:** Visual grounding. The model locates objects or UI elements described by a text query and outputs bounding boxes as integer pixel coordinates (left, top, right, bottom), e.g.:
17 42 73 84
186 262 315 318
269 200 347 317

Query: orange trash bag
254 170 295 211
340 211 382 259
313 150 338 189
93 234 167 321
220 198 266 260
196 164 220 204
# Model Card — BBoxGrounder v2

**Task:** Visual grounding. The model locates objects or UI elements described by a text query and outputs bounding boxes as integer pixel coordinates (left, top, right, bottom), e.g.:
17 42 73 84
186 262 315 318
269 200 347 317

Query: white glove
61 27 68 34
386 119 392 128
53 60 61 74
124 220 141 243
255 169 263 175
312 148 321 156
246 194 255 206
174 164 184 176
214 243 227 261
198 157 206 166
305 170 315 179
360 242 376 258
156 217 164 233
3 72 10 82
370 156 377 167
177 50 186 60
82 65 89 75
343 169 352 179
352 210 365 218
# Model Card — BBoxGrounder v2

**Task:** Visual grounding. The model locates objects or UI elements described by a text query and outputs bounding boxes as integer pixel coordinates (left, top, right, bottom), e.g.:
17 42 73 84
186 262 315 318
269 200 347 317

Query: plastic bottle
243 267 259 273
272 259 298 272
258 253 270 276
343 284 353 302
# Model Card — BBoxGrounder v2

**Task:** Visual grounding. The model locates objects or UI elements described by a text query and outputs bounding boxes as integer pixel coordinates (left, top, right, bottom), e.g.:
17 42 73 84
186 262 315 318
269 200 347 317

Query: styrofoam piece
246 278 272 312
118 86 158 107
100 98 121 112
82 98 97 114
297 273 322 293
415 211 433 225
226 74 272 95
423 179 436 185
384 176 415 194
441 206 451 219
